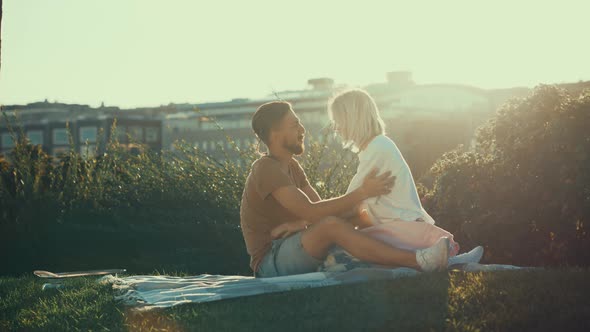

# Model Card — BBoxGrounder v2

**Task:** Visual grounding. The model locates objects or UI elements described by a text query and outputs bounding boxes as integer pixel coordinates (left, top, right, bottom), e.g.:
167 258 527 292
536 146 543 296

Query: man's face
273 109 306 156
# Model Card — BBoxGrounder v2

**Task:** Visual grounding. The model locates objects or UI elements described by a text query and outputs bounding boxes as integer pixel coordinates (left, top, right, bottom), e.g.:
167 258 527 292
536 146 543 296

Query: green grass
1 269 590 331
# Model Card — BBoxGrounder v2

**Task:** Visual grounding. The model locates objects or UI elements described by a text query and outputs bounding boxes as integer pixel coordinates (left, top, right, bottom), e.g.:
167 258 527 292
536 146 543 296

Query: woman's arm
347 212 374 230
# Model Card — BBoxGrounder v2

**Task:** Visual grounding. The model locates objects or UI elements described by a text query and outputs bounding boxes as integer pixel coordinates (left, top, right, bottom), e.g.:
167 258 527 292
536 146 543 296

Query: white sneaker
448 246 484 266
416 237 450 272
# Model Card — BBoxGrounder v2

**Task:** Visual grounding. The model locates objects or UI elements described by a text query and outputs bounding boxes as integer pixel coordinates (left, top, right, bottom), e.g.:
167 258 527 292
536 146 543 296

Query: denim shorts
255 231 323 278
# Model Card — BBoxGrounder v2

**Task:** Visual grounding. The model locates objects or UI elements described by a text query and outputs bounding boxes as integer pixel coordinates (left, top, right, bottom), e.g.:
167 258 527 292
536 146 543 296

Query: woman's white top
345 134 436 225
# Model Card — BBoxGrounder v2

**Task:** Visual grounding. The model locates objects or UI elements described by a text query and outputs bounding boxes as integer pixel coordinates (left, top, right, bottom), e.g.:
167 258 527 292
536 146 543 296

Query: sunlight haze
0 0 588 107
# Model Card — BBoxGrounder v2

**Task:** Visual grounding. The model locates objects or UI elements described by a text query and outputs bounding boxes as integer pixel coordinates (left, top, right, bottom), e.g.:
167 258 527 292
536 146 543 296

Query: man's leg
300 216 421 269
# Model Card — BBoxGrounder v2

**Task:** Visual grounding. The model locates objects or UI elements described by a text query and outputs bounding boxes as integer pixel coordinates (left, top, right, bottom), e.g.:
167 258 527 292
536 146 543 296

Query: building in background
0 101 162 160
1 72 532 167
161 72 529 165
161 77 339 164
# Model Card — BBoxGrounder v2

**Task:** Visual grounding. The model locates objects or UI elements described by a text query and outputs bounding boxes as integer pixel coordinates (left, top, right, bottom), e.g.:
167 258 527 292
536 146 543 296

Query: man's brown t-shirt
240 155 310 273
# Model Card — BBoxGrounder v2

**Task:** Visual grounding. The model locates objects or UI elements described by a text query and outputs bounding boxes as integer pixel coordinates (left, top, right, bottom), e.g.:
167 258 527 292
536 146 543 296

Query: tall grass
0 111 357 275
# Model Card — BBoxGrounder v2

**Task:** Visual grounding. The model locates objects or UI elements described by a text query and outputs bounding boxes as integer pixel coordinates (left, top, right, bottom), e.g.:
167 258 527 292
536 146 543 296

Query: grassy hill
2 269 589 331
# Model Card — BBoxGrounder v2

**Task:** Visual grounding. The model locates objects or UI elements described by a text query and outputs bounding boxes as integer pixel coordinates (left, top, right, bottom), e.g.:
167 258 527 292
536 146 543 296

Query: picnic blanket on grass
99 263 532 311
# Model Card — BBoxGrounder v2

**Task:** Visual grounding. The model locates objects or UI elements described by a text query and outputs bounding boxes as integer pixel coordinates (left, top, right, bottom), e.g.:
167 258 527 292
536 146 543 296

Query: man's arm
302 184 367 220
269 185 317 240
301 184 321 203
271 168 393 224
270 219 309 239
272 185 365 224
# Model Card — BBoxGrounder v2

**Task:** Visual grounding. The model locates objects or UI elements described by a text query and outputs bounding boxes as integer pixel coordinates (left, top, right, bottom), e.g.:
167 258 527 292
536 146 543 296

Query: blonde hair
328 88 386 152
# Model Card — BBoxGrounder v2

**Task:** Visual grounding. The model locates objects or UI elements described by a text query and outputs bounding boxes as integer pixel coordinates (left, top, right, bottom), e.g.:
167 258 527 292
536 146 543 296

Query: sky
0 0 588 108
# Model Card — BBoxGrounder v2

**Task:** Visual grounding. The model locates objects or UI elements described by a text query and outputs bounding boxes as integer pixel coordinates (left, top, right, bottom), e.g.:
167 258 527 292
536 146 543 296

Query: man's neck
267 148 293 170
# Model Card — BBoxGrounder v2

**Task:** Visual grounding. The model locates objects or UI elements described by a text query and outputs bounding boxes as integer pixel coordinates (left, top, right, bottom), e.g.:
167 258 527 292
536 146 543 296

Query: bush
424 85 590 266
5 86 589 273
0 116 356 275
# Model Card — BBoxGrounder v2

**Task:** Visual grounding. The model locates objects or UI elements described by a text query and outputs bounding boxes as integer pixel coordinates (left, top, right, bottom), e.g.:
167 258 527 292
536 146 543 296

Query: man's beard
283 139 304 155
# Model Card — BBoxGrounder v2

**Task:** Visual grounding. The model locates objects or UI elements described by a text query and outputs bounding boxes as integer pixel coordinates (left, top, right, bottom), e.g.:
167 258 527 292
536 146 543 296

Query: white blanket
99 263 532 311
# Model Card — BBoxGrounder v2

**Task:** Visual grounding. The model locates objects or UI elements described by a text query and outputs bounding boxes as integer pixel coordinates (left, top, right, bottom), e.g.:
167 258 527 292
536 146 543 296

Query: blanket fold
99 263 533 311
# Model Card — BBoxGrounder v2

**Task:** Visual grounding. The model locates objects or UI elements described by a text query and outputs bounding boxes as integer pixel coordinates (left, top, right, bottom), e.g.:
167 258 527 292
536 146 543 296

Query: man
239 101 449 278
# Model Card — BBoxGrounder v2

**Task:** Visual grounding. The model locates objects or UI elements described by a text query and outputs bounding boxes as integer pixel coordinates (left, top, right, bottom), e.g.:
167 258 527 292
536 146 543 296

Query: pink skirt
360 220 460 256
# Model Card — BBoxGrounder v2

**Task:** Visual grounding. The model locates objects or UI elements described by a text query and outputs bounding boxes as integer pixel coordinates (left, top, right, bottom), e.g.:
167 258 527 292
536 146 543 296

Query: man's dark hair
251 101 292 151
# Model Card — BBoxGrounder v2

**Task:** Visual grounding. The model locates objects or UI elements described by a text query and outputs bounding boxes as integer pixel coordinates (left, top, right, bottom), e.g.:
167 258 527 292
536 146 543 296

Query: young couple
239 89 483 278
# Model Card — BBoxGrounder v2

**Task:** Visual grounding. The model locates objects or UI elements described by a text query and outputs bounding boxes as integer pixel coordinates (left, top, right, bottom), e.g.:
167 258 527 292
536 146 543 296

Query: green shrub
0 115 356 275
424 85 590 266
4 85 589 273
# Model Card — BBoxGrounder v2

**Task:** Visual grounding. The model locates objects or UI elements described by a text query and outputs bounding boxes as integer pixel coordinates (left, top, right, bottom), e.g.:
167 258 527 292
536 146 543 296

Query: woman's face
331 120 340 134
331 111 346 139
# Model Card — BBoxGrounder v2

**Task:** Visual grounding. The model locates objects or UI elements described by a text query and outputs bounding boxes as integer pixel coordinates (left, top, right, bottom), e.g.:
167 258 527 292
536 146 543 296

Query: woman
327 88 483 267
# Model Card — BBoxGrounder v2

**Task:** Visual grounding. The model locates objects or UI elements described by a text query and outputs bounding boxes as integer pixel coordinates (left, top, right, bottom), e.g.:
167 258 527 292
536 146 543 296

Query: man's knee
301 216 351 258
314 216 353 232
